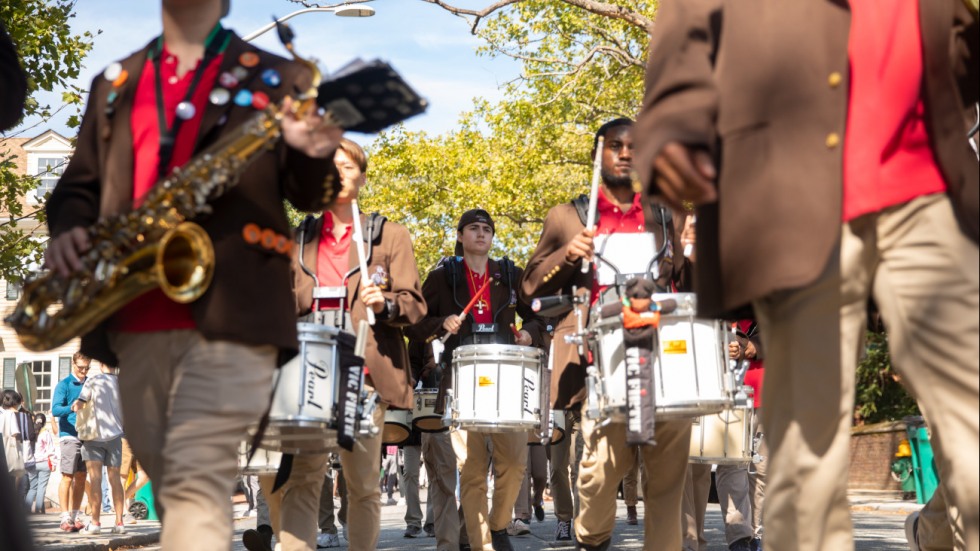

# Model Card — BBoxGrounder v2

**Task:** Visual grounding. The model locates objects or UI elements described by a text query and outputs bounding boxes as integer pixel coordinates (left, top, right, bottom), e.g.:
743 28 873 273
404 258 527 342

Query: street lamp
242 5 376 42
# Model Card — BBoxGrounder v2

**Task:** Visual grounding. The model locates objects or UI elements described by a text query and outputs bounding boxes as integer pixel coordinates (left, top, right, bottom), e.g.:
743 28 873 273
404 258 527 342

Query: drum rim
453 419 542 432
266 417 339 429
296 322 344 339
453 343 544 359
412 418 449 433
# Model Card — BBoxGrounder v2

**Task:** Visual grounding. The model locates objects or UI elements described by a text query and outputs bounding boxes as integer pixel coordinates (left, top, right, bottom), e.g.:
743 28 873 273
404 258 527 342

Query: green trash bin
129 480 159 521
904 416 940 505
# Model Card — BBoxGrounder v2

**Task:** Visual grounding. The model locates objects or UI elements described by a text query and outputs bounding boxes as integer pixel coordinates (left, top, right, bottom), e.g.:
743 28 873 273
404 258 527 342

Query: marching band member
291 138 426 551
409 209 545 551
43 0 343 548
520 118 691 550
637 1 979 549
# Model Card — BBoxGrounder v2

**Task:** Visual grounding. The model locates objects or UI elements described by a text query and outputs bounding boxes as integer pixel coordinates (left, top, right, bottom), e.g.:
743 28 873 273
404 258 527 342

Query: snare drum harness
263 214 385 490
573 195 666 445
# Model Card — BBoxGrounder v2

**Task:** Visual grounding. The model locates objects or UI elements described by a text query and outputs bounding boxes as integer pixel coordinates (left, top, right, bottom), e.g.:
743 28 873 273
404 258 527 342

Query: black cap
457 209 495 233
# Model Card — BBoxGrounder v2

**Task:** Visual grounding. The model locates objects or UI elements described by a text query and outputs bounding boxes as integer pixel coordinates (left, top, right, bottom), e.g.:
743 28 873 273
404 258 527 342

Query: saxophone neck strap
150 23 230 179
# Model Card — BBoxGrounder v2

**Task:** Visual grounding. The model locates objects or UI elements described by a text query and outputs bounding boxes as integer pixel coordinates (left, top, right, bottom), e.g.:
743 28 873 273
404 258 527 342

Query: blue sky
14 0 520 145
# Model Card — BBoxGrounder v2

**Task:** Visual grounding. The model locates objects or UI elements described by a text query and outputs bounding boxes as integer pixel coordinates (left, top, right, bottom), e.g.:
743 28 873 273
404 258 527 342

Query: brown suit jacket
519 198 687 409
636 0 979 317
45 32 339 365
293 214 426 409
405 257 545 412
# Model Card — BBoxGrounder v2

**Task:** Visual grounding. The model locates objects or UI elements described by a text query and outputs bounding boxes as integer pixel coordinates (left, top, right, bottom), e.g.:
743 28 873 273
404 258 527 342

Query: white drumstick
582 136 604 274
683 215 697 258
351 200 376 326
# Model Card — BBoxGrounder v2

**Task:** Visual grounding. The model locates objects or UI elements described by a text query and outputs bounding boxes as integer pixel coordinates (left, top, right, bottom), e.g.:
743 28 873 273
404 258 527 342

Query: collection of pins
102 51 282 120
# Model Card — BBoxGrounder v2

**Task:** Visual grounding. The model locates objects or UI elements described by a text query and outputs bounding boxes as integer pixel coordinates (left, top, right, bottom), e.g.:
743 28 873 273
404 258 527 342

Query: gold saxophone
6 26 323 352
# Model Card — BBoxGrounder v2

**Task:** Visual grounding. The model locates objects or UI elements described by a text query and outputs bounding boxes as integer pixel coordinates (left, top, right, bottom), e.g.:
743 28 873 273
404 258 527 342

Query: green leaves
0 0 94 282
854 331 920 425
367 1 656 273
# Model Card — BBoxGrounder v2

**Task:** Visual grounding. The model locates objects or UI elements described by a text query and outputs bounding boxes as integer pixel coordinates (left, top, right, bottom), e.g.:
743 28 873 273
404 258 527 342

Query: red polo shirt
316 212 352 310
843 0 946 222
111 45 223 332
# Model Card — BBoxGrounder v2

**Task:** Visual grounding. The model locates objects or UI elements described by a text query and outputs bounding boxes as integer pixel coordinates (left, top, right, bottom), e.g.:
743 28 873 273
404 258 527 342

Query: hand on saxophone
280 96 343 159
44 227 91 277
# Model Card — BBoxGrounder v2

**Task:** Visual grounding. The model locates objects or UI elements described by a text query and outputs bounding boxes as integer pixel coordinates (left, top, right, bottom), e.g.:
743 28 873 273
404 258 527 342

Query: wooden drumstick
439 278 492 344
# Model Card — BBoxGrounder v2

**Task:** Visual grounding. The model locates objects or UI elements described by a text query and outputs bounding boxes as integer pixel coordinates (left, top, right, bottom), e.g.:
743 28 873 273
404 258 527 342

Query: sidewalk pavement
30 490 920 550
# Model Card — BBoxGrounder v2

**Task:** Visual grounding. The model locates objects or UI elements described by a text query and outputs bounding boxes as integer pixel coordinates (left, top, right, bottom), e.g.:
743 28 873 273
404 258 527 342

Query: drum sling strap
620 276 661 446
624 324 658 446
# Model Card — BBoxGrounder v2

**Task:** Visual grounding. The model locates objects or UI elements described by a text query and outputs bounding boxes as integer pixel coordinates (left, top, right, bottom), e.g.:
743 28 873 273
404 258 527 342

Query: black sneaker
404 525 423 538
423 523 435 537
534 503 545 522
490 529 515 551
751 536 763 551
729 537 753 551
555 519 573 541
242 524 274 551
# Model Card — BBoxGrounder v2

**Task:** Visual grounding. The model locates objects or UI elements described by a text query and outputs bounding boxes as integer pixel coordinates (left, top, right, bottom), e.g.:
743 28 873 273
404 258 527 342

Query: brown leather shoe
626 505 638 525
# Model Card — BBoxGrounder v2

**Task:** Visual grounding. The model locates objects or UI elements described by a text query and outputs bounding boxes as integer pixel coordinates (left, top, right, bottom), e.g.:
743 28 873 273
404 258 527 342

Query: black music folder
316 59 428 134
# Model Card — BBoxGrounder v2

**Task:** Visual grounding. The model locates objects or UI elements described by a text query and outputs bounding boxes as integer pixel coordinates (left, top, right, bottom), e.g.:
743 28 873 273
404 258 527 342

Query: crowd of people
1 352 151 534
1 1 977 551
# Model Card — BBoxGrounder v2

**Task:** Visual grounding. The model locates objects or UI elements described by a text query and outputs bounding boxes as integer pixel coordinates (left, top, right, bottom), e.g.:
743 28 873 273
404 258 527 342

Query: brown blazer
406 257 546 412
45 32 339 365
519 199 687 409
293 214 426 410
636 0 979 317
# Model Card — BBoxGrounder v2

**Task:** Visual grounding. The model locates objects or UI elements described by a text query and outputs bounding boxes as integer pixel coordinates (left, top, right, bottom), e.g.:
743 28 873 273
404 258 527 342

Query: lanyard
150 24 229 178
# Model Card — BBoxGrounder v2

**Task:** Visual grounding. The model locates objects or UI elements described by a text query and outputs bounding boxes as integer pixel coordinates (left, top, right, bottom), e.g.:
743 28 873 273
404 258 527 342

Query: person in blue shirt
50 351 90 532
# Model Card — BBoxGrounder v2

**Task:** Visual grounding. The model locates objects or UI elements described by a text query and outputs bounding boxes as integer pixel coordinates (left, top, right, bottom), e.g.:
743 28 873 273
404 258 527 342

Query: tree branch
419 0 524 33
419 0 653 34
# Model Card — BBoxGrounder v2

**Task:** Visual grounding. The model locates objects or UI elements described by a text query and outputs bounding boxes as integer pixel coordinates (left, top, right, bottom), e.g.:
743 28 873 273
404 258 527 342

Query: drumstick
350 200 376 326
582 135 604 274
439 277 492 344
683 215 696 258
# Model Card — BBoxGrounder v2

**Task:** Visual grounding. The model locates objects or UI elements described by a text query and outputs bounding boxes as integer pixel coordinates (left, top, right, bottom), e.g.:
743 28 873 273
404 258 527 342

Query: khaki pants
682 464 711 551
113 331 275 551
574 412 692 548
402 444 423 529
623 447 642 507
318 467 339 535
339 402 386 551
749 416 767 538
514 444 548 520
258 453 329 551
453 429 528 550
754 194 979 551
550 407 583 522
423 430 461 551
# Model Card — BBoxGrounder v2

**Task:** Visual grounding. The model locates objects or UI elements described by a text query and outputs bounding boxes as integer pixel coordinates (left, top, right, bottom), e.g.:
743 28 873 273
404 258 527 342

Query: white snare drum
690 394 755 465
591 293 732 421
382 408 412 445
451 344 544 433
238 441 282 475
264 322 341 454
528 409 566 445
412 389 445 433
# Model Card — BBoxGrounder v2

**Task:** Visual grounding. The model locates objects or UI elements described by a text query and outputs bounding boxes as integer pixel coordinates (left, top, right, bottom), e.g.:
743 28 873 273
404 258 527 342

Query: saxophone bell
156 222 214 304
